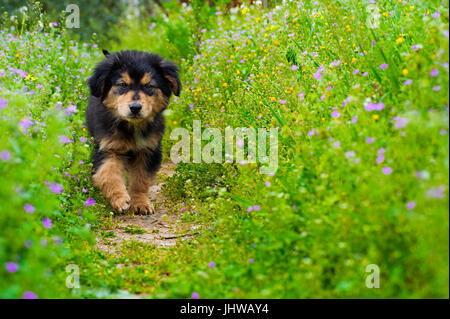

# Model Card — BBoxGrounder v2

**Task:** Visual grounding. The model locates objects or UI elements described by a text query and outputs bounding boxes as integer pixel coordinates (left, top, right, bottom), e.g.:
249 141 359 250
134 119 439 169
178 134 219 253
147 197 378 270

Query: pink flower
48 183 63 194
430 69 439 77
23 291 38 299
379 63 389 69
5 262 19 273
208 262 215 268
366 137 374 144
393 117 408 129
59 136 73 144
191 292 199 299
406 201 416 210
291 65 298 71
404 79 413 85
382 167 392 175
42 217 53 229
351 116 358 124
331 110 340 118
376 155 385 164
253 205 260 211
353 69 359 75
313 70 322 80
84 198 96 207
0 150 11 161
24 204 35 214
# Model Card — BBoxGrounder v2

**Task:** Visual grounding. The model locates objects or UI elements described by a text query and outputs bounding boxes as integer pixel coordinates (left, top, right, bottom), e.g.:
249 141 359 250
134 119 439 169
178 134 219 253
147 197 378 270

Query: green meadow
0 0 448 298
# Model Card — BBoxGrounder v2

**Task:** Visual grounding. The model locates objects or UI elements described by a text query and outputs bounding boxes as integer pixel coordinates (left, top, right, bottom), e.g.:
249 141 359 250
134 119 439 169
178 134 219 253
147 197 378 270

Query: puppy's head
88 50 181 122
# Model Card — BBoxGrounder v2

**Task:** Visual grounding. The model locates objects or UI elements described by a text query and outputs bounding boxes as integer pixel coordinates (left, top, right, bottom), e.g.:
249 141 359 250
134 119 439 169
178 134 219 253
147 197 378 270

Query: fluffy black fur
86 50 180 175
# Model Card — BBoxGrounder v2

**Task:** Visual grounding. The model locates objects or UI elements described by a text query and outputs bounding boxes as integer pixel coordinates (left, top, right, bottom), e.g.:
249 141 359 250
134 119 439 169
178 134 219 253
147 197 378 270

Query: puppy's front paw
130 198 155 215
110 194 131 212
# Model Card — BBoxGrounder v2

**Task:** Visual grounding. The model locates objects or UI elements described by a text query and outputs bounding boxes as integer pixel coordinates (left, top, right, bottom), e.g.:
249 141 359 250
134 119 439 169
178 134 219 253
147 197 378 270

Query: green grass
0 0 448 298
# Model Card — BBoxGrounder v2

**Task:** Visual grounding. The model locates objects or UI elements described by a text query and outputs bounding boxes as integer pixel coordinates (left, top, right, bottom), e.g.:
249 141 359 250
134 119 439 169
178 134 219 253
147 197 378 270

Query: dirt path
95 163 197 254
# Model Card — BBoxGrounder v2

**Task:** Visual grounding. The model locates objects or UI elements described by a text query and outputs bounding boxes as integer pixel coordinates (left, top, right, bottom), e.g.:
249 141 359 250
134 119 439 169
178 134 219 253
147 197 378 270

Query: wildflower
23 291 38 299
345 151 355 158
353 69 359 75
433 86 440 91
382 166 393 175
279 100 287 104
84 198 96 207
246 206 253 212
333 141 341 148
393 117 408 129
79 136 87 143
191 292 199 299
366 137 374 144
379 63 388 69
404 79 413 85
430 69 438 77
376 155 385 164
5 262 19 273
19 118 33 131
426 186 445 199
42 218 53 229
396 37 403 44
248 258 254 264
48 183 63 194
0 150 11 161
208 262 215 268
331 110 340 118
313 70 322 80
351 116 358 124
402 69 408 75
253 205 260 211
291 65 298 71
59 136 73 144
406 201 416 210
24 204 35 214
264 182 271 187
0 98 8 110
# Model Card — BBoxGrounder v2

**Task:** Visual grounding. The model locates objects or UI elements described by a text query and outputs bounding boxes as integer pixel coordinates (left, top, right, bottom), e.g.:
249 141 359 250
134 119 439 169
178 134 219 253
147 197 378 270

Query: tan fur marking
128 154 156 214
140 73 152 85
93 156 130 211
122 72 133 85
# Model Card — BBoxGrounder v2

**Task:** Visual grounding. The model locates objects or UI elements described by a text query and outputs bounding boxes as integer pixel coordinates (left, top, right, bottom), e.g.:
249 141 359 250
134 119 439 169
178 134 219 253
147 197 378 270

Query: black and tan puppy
86 50 180 214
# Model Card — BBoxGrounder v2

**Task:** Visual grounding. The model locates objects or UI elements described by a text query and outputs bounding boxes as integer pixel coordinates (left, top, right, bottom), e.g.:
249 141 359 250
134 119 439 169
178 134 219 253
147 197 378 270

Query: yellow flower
352 57 357 63
372 114 379 120
402 69 408 75
222 83 228 88
396 37 403 44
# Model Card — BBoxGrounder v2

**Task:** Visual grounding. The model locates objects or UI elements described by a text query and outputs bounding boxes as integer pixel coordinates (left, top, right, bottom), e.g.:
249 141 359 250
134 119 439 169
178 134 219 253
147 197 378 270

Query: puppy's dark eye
144 83 156 89
117 81 127 88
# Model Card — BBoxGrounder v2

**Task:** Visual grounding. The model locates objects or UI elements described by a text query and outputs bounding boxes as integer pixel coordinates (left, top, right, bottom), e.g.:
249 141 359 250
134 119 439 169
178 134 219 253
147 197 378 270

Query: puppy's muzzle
129 103 142 115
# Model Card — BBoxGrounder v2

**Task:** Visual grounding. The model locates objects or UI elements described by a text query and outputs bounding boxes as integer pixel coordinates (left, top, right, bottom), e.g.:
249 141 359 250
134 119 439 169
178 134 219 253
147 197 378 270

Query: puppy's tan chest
99 132 161 153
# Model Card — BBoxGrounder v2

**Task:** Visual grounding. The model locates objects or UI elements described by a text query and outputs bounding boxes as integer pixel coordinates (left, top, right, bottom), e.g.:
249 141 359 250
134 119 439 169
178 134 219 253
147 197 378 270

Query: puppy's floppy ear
88 59 113 98
160 60 181 97
102 49 110 57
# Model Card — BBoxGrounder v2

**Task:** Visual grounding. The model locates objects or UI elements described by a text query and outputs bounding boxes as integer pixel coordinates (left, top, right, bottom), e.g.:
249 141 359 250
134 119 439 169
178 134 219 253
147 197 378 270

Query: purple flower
333 141 341 148
79 136 87 143
264 181 271 187
376 155 385 164
5 262 19 273
433 86 440 91
84 198 96 207
353 69 359 75
248 258 254 264
208 262 215 268
279 99 287 105
345 151 355 158
42 217 53 229
426 186 445 199
65 104 77 116
24 204 35 214
393 117 408 129
49 183 63 194
379 63 389 69
404 79 413 85
382 166 392 175
19 118 33 131
365 102 384 111
246 206 253 212
406 201 416 210
191 292 199 299
0 98 8 110
371 40 376 46
291 65 298 71
331 110 340 118
431 11 440 19
430 69 439 77
0 150 11 161
253 205 260 211
313 70 322 80
59 136 73 144
365 137 374 144
23 291 38 299
351 116 358 124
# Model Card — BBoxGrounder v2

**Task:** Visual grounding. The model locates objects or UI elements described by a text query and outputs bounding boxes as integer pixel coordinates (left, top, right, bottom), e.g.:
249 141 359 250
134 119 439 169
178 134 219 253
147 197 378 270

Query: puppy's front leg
93 154 130 212
128 153 158 214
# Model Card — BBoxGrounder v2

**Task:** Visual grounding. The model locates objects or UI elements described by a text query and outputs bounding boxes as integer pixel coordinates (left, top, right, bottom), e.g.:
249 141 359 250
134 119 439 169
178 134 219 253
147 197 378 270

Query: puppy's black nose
129 103 142 114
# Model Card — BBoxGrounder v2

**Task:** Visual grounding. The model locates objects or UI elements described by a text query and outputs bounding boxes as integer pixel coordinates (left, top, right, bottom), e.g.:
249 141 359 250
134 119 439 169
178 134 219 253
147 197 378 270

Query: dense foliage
0 0 448 298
